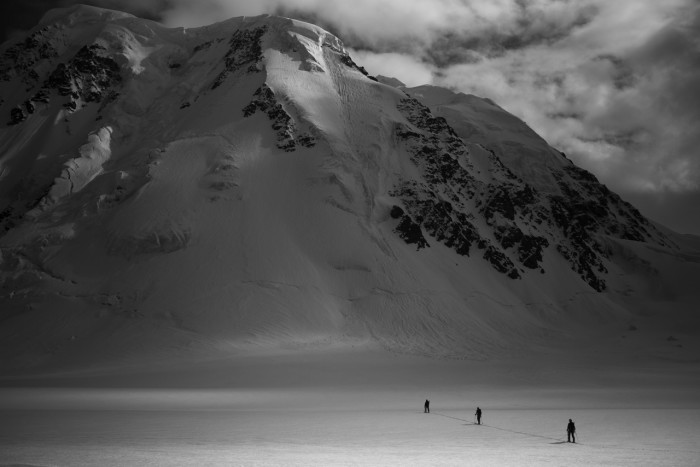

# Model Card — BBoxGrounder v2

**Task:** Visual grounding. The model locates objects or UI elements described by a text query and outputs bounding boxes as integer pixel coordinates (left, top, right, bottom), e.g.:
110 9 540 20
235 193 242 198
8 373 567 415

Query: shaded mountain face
0 6 696 368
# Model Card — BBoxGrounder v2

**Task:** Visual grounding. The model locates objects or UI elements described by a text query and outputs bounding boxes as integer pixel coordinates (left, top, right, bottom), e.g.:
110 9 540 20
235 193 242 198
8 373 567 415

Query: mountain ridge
0 7 698 371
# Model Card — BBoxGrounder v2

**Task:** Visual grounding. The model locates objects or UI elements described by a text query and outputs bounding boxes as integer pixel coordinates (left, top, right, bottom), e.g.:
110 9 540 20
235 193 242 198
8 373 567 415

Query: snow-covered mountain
1 5 698 372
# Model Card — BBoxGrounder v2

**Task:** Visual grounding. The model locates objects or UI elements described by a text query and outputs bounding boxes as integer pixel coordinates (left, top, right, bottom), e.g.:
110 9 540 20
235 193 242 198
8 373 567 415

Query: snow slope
0 6 698 376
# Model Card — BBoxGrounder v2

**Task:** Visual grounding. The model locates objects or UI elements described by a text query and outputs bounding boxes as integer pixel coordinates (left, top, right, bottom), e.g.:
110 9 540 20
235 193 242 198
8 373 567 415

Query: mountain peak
0 7 697 369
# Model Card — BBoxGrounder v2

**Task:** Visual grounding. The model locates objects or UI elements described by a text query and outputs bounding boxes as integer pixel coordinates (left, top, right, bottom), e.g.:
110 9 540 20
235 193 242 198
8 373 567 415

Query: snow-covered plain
2 346 700 466
2 353 700 466
3 405 699 466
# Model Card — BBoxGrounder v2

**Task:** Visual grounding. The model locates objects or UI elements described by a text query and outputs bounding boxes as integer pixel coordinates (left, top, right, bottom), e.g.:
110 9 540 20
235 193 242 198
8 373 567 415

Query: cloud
432 1 700 204
83 0 599 50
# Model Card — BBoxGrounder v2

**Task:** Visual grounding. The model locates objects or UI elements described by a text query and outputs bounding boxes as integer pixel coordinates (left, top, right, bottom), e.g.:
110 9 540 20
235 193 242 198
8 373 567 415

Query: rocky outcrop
210 26 267 89
5 42 122 124
0 28 58 85
390 96 672 291
242 84 316 152
391 97 529 280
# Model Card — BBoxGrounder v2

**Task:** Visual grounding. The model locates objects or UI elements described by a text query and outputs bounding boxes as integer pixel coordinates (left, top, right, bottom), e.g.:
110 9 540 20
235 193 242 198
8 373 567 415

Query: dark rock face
319 38 376 79
0 206 18 233
0 28 58 86
391 97 526 280
390 96 672 291
392 205 430 249
494 226 549 270
9 107 26 125
338 53 376 80
541 165 672 291
242 84 316 152
47 45 121 103
556 166 665 245
483 246 519 279
4 41 122 124
211 27 267 89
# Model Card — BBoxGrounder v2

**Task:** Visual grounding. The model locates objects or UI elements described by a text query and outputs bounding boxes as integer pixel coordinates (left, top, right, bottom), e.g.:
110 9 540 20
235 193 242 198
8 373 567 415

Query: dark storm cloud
592 55 637 90
423 1 598 66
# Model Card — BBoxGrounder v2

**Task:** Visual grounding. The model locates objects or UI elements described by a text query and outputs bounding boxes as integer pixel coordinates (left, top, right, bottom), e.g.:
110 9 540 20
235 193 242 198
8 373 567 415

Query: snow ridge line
430 411 565 442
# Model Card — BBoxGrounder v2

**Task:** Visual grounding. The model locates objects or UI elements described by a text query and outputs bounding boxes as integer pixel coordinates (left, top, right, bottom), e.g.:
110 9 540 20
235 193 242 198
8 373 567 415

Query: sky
2 0 699 235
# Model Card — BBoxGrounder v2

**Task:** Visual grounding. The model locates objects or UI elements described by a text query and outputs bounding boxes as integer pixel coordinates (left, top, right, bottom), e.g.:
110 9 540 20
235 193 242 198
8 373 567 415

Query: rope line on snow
430 411 700 454
480 423 565 442
431 412 565 442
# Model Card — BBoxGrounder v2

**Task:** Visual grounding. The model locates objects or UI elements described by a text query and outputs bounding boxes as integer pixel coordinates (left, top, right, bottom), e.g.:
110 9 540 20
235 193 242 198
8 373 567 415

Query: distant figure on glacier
475 407 482 425
424 399 430 413
567 419 576 443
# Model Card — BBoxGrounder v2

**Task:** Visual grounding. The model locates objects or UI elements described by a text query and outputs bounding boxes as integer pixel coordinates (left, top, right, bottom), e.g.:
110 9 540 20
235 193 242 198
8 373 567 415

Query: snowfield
2 348 700 466
3 347 700 466
3 405 700 466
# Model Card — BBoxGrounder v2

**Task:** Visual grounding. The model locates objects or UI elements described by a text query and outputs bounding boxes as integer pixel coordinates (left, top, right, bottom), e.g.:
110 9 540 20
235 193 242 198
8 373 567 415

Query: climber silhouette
424 399 430 413
475 407 482 424
567 419 576 443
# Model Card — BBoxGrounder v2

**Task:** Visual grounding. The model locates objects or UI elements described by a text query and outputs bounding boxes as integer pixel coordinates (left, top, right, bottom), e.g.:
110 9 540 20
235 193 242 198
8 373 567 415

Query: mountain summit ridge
0 7 697 369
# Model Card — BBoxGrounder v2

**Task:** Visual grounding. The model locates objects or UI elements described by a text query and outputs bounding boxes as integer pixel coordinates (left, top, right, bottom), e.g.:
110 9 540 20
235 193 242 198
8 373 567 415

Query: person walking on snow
567 419 576 443
475 407 482 424
424 399 430 413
